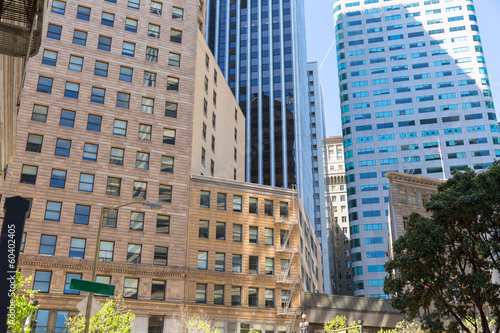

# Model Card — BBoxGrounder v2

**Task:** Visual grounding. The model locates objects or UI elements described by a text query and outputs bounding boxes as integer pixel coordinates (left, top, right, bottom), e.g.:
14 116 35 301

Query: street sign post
69 279 115 296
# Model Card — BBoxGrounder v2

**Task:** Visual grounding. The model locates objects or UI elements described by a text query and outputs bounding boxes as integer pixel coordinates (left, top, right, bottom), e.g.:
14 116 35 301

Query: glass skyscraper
334 0 499 297
206 0 315 220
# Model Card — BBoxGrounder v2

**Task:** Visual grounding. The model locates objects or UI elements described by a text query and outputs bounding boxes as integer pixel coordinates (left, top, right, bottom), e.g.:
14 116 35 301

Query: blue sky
305 0 500 137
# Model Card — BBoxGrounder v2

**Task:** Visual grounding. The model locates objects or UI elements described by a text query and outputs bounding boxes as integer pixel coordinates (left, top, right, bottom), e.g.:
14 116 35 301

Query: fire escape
276 185 301 333
0 0 46 57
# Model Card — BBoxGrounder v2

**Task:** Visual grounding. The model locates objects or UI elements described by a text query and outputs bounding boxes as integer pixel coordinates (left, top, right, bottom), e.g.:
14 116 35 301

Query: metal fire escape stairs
275 185 301 333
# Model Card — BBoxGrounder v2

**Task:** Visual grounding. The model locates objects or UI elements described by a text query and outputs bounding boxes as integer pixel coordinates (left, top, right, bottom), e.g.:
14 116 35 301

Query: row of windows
26 133 175 170
342 2 475 14
20 166 173 201
198 220 282 245
196 252 285 276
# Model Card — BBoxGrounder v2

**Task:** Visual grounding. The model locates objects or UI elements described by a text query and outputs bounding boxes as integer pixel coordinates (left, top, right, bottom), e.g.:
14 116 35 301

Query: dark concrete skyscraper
206 0 315 219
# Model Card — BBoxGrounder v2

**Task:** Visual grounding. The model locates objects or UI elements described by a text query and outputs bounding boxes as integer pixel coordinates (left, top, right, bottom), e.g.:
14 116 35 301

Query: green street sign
70 279 115 296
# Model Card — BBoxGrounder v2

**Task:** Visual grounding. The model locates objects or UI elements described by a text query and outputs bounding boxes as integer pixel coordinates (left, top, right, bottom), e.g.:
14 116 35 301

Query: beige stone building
324 136 352 296
386 172 444 259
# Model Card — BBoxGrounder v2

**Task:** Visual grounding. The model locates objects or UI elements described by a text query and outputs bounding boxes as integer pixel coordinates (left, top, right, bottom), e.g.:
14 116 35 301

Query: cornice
385 171 444 188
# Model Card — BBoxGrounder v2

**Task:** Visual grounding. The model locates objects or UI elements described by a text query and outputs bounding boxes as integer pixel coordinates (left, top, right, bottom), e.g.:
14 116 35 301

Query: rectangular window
130 212 144 231
161 156 174 173
265 200 273 216
233 224 242 242
231 286 241 306
248 287 258 307
122 42 136 57
199 220 209 238
103 209 117 228
64 82 80 99
133 181 147 199
116 92 130 109
110 148 124 165
119 66 133 82
50 169 66 188
101 12 115 27
249 256 258 274
249 197 258 214
37 76 53 94
138 124 152 141
94 61 109 77
265 257 274 276
197 251 208 269
196 284 206 303
39 235 57 255
42 50 58 66
69 238 86 258
265 289 274 308
128 0 140 9
73 30 87 46
123 278 138 299
22 162 38 184
156 215 170 234
172 7 184 20
78 173 94 192
99 241 114 261
232 254 242 273
64 273 82 294
47 24 62 40
26 134 43 153
32 104 48 123
77 6 90 20
168 52 181 67
74 205 90 224
151 280 165 300
249 226 258 244
143 72 157 87
167 77 179 91
165 101 177 118
215 252 225 272
279 202 288 218
265 228 274 246
83 143 98 161
170 29 182 43
159 185 172 203
214 285 224 305
34 271 52 292
51 0 66 14
127 244 142 263
151 1 162 14
125 18 138 32
141 97 154 114
163 128 176 144
135 152 150 169
113 119 127 136
146 47 158 62
233 195 242 212
148 23 160 38
154 246 168 265
216 222 226 240
90 87 105 104
98 36 112 51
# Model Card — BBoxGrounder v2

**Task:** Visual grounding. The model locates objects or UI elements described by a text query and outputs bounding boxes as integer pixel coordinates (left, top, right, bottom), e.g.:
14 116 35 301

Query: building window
136 152 150 169
211 136 215 152
249 197 258 214
90 87 105 104
103 209 118 228
101 12 114 27
64 82 80 99
167 77 179 91
146 47 158 62
163 128 176 144
217 193 226 210
249 226 258 244
122 42 136 57
203 99 208 115
232 254 242 273
69 238 86 258
148 23 160 38
197 251 208 270
214 285 224 305
129 212 144 231
138 124 152 141
133 181 147 199
73 30 87 46
74 205 90 224
196 284 206 303
216 222 226 240
159 185 172 203
199 220 209 238
78 173 94 192
212 113 217 128
98 35 112 51
53 138 71 158
119 66 133 82
83 143 98 161
44 201 62 221
265 228 274 246
215 252 225 272
168 52 181 67
154 246 168 265
233 195 242 212
201 147 206 165
151 280 165 300
202 123 207 140
156 215 170 234
213 91 217 106
265 200 273 216
128 0 140 9
26 134 43 153
50 169 66 188
33 271 51 292
248 287 258 307
37 76 53 94
165 101 178 118
20 233 26 252
143 71 157 87
280 202 289 218
94 61 109 77
125 18 138 32
64 273 82 294
231 286 241 306
87 115 102 132
39 235 57 255
249 256 258 274
110 148 124 165
116 92 131 108
113 119 127 136
20 165 38 184
172 6 184 20
47 24 62 40
200 191 210 208
265 258 274 276
127 244 142 263
204 76 208 91
150 1 162 14
106 177 121 196
141 97 154 114
124 278 139 299
32 104 48 122
77 6 91 20
161 156 174 173
99 241 114 261
233 224 242 242
265 289 275 308
148 316 164 333
170 29 182 43
42 50 58 66
51 0 66 14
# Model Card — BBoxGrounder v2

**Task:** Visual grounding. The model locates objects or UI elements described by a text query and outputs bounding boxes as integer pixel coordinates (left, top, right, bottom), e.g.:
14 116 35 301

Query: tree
324 315 360 333
8 270 39 333
377 320 425 333
169 307 221 333
384 162 500 333
66 295 135 333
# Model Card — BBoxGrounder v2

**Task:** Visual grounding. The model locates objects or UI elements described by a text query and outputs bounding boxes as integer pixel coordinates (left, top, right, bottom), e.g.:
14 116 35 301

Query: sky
305 0 500 138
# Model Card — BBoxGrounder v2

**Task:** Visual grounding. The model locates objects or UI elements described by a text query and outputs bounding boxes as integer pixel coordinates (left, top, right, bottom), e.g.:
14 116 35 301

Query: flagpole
438 138 445 180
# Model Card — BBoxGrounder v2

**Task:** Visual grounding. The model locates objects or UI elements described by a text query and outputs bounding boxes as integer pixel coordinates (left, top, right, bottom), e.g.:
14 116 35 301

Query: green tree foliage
384 162 500 333
377 320 425 333
66 296 135 333
324 315 360 333
8 270 39 333
169 307 220 333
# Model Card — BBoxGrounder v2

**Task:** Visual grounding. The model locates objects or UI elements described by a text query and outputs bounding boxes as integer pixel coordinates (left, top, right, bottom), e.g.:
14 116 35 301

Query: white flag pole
438 138 446 180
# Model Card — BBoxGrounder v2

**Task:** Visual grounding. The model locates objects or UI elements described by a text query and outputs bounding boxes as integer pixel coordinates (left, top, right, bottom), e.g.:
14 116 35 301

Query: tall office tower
324 136 352 295
334 0 499 297
306 62 331 293
206 0 315 219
